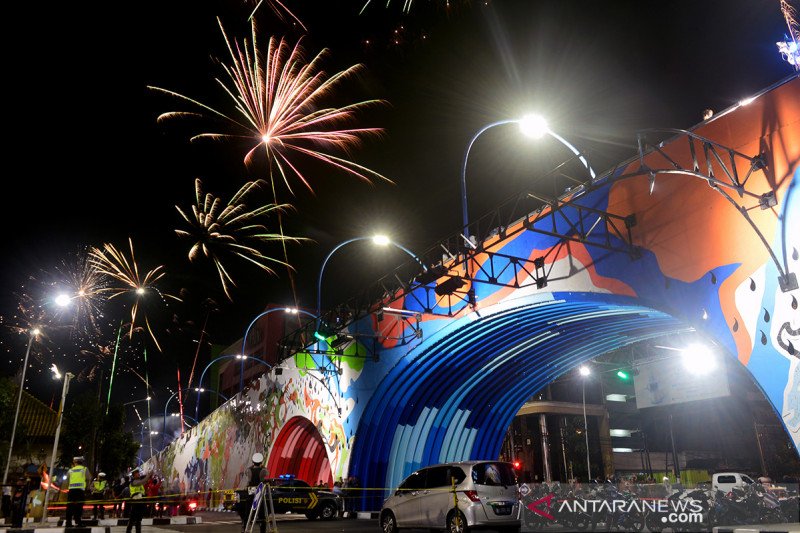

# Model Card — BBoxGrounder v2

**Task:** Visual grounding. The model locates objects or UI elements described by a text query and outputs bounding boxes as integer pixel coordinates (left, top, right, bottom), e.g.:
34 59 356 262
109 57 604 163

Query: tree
58 393 138 477
0 376 28 472
98 404 139 478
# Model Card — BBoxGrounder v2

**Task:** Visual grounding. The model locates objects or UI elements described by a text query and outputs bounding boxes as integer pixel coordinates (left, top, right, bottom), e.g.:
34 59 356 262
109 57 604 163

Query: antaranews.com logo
528 493 704 524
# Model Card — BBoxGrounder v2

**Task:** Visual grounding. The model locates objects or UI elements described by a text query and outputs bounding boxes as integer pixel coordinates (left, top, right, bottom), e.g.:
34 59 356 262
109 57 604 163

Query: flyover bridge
156 76 799 511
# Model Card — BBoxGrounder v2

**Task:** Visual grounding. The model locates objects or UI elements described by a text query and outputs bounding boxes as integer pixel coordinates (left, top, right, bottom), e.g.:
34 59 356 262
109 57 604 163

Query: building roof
18 389 58 438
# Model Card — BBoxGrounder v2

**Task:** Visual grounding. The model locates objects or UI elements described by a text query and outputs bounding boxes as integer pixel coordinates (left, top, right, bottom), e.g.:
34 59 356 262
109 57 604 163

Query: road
155 511 379 533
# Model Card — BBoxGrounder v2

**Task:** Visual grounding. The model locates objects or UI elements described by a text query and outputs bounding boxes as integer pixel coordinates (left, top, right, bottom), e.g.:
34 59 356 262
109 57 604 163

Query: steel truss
279 118 797 365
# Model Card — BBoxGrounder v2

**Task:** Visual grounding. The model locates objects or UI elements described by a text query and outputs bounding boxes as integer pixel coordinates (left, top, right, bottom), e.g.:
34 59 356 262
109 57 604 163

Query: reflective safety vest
92 480 107 493
129 483 145 499
68 466 88 490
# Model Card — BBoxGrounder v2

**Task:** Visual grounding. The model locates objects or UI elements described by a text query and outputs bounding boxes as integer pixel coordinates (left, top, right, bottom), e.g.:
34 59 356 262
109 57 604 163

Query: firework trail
89 238 179 351
360 0 452 14
175 178 304 300
246 0 306 29
782 0 799 39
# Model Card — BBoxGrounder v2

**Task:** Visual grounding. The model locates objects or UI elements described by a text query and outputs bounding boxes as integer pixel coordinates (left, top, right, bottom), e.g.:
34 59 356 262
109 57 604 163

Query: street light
2 327 41 485
460 116 597 238
680 344 716 375
238 307 319 392
316 235 422 318
194 352 274 422
579 365 592 481
41 368 75 523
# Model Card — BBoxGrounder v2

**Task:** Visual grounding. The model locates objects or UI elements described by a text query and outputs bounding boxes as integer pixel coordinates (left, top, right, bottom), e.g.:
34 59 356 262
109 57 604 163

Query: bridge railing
276 162 617 362
277 73 799 362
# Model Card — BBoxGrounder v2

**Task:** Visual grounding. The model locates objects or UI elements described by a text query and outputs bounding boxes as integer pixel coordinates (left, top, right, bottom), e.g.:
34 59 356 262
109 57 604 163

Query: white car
380 461 521 533
712 472 756 494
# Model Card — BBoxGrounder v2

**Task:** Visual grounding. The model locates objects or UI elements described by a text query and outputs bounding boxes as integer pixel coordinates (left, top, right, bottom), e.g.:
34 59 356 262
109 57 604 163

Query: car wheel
381 511 399 533
447 511 469 533
319 502 338 520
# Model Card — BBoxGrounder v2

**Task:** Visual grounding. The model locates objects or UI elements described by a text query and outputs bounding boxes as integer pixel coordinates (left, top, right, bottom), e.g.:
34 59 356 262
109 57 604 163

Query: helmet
252 453 264 464
98 472 106 477
73 456 85 463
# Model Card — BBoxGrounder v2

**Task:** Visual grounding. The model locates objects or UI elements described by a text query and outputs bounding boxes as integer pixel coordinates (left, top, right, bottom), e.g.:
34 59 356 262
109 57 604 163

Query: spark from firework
54 250 109 337
175 178 304 300
782 0 800 40
149 19 390 194
360 0 451 14
0 291 56 361
89 238 179 351
247 0 306 29
75 342 112 382
780 0 800 69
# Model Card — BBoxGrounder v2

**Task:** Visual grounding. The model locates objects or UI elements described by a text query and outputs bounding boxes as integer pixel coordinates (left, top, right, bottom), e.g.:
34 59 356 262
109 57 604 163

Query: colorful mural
154 76 799 511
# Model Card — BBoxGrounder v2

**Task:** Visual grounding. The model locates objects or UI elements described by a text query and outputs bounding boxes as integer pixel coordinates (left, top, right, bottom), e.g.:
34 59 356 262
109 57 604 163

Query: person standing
65 456 93 527
125 469 152 533
91 473 108 520
236 453 268 533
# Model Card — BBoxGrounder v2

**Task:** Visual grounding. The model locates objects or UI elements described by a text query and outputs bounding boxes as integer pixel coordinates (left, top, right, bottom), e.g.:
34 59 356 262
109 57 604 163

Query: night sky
1 1 795 418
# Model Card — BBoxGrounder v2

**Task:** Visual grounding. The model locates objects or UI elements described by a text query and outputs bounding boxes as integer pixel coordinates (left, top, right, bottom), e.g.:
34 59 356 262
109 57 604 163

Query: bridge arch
267 416 333 487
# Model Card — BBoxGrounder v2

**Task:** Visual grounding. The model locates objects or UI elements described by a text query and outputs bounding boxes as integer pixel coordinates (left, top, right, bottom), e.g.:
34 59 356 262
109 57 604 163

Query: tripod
245 483 278 533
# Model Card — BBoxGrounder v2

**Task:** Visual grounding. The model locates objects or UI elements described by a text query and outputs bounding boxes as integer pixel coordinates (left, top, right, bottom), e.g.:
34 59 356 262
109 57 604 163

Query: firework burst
149 19 390 194
175 178 303 300
54 249 109 337
89 238 179 351
247 0 306 29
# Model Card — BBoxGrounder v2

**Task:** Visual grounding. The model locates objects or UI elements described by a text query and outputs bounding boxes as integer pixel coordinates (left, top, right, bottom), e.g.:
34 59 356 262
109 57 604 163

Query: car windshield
471 462 516 486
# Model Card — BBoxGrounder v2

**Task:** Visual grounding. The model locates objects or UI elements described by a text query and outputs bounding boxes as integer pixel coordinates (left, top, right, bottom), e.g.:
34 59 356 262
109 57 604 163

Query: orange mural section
607 78 800 364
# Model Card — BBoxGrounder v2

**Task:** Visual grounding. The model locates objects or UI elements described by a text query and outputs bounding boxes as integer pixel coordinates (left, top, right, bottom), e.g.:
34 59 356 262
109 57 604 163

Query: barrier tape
43 485 484 507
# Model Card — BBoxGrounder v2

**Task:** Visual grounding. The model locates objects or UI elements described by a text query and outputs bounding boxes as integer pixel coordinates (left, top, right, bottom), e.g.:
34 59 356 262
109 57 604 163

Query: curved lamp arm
316 237 423 317
460 118 596 239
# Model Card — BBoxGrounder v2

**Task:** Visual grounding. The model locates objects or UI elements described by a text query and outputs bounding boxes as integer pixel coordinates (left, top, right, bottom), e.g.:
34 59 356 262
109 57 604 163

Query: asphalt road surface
157 511 379 533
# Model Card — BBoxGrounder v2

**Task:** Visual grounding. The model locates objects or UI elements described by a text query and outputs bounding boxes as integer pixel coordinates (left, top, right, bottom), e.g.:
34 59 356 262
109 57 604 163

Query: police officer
237 453 269 533
126 469 152 533
91 472 108 520
65 456 93 527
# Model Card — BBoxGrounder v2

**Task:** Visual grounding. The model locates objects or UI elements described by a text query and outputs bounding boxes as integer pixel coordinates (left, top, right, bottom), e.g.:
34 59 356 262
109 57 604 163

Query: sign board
633 358 729 409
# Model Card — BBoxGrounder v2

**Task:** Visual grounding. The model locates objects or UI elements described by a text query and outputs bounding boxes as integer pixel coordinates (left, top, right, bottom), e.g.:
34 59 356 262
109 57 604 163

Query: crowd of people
0 456 183 529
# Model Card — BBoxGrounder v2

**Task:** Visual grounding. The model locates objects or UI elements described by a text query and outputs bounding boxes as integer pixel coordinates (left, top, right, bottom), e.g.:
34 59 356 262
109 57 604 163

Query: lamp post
579 365 592 481
460 115 597 239
2 327 41 485
41 368 74 523
194 354 271 422
316 235 422 318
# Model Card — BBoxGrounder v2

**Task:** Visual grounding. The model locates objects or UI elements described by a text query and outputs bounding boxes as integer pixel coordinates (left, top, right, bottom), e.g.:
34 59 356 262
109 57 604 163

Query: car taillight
463 490 481 502
188 501 197 509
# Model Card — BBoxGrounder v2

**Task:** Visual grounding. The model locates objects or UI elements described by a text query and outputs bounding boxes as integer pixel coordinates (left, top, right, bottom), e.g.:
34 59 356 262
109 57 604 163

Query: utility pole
2 330 39 485
42 372 74 523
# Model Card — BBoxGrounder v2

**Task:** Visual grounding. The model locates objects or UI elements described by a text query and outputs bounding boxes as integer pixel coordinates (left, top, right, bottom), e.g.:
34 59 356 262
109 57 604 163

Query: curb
0 516 203 531
0 526 111 533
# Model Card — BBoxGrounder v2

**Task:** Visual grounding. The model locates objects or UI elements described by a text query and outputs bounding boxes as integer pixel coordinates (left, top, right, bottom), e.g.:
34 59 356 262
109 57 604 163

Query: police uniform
65 459 92 527
91 475 108 519
126 472 149 533
237 454 268 533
